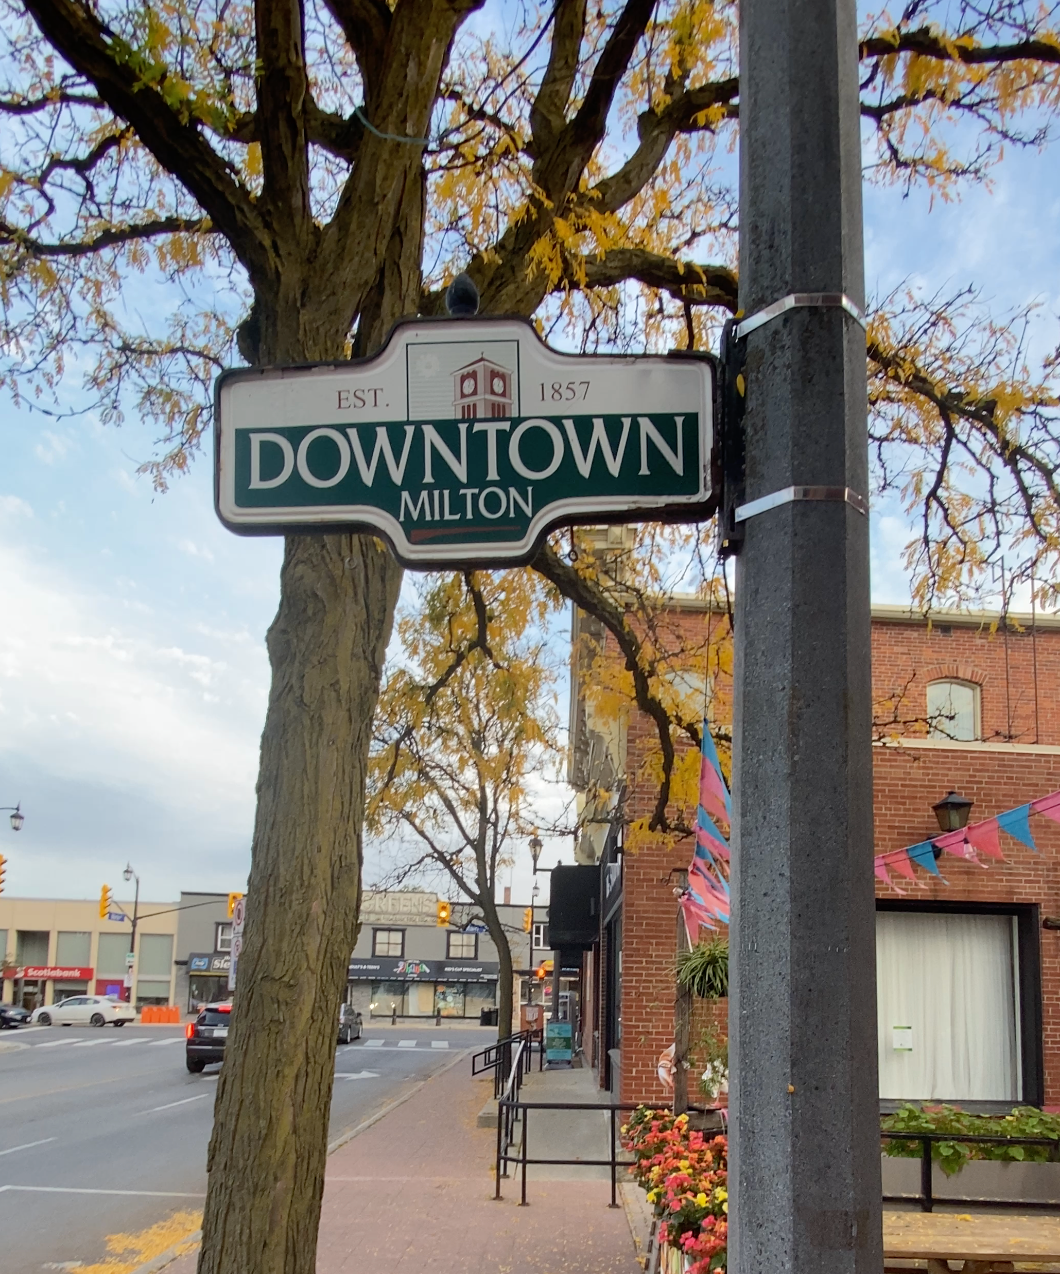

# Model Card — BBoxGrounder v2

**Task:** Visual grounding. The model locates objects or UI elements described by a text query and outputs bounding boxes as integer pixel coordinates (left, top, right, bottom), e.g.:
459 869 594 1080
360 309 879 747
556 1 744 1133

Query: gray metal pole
728 0 882 1262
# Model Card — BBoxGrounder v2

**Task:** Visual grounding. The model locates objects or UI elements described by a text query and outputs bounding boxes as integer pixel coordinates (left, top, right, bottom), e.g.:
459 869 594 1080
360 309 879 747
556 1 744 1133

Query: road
0 1021 492 1273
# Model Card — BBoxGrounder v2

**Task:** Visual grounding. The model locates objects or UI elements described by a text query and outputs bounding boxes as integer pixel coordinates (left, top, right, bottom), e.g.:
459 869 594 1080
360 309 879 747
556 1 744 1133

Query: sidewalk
160 1056 641 1274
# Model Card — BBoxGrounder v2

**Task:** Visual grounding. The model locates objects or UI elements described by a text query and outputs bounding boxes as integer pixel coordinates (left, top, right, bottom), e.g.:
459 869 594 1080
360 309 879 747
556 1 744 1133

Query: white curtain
876 911 1020 1102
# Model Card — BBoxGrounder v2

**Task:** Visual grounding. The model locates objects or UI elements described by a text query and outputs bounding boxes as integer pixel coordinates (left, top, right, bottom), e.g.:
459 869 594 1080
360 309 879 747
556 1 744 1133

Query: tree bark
480 894 514 1040
198 532 401 1274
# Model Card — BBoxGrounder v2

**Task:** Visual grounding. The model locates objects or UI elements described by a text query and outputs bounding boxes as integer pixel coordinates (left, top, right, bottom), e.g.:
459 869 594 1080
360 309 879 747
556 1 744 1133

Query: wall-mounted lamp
932 791 974 834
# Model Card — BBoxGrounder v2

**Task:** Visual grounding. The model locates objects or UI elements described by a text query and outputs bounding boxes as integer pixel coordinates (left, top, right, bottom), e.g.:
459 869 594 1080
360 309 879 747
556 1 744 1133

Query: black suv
186 1002 232 1072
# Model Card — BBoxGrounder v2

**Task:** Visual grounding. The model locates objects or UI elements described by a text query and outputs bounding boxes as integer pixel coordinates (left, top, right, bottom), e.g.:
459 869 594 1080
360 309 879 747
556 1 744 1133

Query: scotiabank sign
16 966 94 981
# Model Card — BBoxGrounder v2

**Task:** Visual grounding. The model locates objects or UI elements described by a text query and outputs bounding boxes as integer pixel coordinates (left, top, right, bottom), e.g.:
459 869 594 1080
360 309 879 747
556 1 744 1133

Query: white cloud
177 537 215 562
33 429 73 465
0 494 33 519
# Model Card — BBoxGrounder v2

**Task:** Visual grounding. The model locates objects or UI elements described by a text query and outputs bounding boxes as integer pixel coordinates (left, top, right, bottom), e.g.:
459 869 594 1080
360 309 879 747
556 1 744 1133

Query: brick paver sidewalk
162 1055 640 1274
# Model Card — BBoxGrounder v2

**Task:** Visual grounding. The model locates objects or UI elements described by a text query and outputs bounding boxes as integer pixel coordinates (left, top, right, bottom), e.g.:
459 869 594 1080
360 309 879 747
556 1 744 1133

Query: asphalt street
0 1021 492 1273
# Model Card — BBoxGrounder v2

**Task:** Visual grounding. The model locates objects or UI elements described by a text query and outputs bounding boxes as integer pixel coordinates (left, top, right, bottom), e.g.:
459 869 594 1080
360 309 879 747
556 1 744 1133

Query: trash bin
479 1007 498 1026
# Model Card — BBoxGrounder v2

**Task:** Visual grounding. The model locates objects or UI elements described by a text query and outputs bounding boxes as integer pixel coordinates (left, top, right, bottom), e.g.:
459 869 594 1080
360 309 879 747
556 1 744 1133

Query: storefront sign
347 956 499 982
360 890 438 926
545 1020 574 1063
215 318 714 567
187 953 231 973
17 966 94 981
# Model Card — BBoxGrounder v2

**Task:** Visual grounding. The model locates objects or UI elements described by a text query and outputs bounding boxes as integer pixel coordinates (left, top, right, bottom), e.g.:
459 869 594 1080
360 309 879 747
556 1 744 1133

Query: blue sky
1 71 1057 903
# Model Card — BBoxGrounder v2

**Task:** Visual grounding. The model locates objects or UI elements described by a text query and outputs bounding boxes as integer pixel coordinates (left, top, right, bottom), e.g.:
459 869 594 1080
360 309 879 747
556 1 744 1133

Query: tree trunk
481 897 514 1041
197 532 401 1274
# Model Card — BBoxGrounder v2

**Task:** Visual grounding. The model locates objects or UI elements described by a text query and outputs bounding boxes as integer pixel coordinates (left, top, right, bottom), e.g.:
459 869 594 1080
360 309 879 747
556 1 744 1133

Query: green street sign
215 317 715 566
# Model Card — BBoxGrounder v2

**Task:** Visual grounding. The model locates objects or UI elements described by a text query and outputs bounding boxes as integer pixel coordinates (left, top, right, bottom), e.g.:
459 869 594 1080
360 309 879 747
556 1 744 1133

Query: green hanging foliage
677 937 729 999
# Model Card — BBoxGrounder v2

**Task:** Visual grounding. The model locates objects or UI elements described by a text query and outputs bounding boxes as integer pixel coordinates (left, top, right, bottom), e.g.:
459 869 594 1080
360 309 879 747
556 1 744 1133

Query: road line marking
0 1137 56 1157
333 1070 380 1080
148 1038 184 1046
0 1185 205 1197
109 1037 151 1046
71 1040 108 1047
145 1093 211 1113
32 1040 74 1048
397 1039 416 1048
363 1039 384 1047
431 1040 450 1048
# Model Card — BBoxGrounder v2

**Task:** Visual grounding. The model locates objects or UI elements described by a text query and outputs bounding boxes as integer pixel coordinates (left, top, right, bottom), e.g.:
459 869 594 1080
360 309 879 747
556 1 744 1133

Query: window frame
876 899 1042 1106
372 928 405 958
446 931 477 959
215 922 233 952
926 677 981 742
532 921 549 950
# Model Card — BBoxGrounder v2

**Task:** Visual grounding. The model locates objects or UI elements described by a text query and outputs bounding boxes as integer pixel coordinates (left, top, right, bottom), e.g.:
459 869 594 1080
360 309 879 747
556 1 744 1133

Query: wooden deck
884 1210 1060 1272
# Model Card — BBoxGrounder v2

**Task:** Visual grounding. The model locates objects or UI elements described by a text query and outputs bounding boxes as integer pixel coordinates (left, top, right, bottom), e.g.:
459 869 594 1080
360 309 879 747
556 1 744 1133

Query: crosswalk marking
430 1040 450 1049
33 1039 74 1048
397 1040 416 1048
71 1040 108 1047
110 1038 150 1046
363 1039 385 1047
148 1038 184 1046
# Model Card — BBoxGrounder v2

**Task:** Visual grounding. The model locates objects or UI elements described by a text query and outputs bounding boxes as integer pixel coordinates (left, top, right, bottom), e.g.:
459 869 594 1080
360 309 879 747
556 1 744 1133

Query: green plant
678 939 729 1000
881 1104 1060 1176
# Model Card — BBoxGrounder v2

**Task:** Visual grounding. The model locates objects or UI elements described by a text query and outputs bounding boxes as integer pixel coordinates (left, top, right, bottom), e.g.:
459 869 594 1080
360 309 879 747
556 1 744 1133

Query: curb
132 1045 477 1274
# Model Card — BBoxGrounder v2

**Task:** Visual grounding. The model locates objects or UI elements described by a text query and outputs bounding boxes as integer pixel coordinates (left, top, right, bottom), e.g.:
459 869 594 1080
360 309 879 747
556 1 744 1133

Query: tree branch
255 0 313 253
0 215 215 256
859 28 1060 68
21 0 273 282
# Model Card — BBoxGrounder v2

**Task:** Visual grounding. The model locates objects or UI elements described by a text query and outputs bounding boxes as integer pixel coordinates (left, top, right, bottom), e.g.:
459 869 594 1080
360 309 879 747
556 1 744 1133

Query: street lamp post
1 804 24 832
123 863 140 1004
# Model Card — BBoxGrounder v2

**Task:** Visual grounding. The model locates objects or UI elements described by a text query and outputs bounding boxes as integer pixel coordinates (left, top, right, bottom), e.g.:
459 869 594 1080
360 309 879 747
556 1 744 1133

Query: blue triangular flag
907 841 941 876
998 805 1037 852
697 807 729 846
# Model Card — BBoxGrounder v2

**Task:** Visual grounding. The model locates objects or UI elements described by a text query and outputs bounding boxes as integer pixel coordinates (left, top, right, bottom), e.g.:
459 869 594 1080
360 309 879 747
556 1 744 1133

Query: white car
32 995 137 1028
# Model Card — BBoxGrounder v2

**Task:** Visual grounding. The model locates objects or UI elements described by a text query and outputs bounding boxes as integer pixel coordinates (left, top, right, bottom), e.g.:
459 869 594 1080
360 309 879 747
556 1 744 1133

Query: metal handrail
881 1129 1060 1213
472 1028 543 1097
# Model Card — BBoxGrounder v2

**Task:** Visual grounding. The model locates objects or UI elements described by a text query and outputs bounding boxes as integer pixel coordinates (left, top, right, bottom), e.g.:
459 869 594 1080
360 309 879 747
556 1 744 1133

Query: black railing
471 1029 542 1098
881 1130 1060 1212
495 1097 642 1207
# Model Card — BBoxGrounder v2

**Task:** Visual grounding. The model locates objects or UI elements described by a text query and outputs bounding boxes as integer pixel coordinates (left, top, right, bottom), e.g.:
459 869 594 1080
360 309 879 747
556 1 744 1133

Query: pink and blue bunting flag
1031 791 1060 824
699 721 732 825
997 805 1037 852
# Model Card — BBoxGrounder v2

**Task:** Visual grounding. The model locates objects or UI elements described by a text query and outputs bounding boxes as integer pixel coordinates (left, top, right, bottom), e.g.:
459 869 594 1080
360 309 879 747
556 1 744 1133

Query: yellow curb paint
71 1210 202 1273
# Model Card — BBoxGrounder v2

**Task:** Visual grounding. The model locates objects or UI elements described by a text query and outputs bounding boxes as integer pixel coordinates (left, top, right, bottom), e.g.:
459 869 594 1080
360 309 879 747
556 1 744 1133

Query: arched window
926 679 981 741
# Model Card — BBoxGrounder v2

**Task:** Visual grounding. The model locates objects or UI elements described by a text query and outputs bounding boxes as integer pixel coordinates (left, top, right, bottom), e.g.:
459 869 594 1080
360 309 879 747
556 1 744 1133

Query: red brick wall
607 609 1060 1107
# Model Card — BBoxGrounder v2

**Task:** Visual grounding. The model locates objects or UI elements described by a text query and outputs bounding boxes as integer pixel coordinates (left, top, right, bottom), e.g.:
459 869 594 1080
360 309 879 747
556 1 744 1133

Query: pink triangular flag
933 828 971 858
890 850 918 881
874 857 891 884
965 818 1004 860
1032 791 1060 824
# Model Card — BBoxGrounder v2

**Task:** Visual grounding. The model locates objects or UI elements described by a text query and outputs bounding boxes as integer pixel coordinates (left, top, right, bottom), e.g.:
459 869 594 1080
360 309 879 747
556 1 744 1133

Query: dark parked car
0 1003 31 1029
185 1002 232 1072
338 1004 362 1044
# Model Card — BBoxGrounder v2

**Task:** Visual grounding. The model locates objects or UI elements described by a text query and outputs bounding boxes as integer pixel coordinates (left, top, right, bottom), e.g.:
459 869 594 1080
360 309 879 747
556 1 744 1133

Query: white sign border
214 315 718 568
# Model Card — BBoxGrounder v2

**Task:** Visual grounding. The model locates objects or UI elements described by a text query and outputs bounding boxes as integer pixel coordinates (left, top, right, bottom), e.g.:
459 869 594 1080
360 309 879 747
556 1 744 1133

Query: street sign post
215 317 714 567
228 897 246 993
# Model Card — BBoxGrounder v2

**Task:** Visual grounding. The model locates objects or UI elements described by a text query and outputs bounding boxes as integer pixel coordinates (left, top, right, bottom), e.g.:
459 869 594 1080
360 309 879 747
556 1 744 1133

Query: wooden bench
883 1209 1060 1273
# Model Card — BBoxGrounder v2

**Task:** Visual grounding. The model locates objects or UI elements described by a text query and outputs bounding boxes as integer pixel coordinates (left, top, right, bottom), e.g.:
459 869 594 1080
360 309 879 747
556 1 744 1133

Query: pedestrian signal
228 891 244 918
99 884 112 918
523 908 533 933
0 854 6 894
436 900 451 927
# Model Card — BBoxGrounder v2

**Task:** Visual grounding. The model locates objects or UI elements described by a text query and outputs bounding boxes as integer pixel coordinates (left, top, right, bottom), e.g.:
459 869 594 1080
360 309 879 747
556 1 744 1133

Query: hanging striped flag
682 721 732 942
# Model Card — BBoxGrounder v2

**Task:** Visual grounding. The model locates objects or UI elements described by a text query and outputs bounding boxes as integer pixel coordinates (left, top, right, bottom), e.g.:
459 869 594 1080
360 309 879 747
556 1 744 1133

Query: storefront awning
347 957 499 982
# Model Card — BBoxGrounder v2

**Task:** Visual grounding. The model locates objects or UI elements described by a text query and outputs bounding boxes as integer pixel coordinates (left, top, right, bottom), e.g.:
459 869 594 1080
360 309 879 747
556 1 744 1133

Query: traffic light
523 907 533 933
436 900 451 927
228 892 244 918
0 854 6 895
99 884 112 918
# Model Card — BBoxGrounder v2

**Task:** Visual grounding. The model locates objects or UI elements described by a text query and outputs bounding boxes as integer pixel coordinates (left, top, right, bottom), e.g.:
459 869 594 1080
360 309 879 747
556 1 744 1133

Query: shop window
434 984 465 1017
136 980 172 1007
373 929 404 957
56 931 91 966
927 679 980 741
216 923 233 952
532 922 549 949
138 933 173 978
15 930 49 966
447 932 477 959
371 980 409 1016
0 929 8 963
97 932 131 977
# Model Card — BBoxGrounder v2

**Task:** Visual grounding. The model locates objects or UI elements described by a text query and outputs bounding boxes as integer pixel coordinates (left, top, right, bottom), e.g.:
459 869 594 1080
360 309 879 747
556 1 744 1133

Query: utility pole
728 0 882 1264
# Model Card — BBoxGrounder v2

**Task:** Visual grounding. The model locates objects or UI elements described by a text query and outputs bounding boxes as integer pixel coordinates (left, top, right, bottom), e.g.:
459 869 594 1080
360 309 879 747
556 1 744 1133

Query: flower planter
881 1153 1060 1205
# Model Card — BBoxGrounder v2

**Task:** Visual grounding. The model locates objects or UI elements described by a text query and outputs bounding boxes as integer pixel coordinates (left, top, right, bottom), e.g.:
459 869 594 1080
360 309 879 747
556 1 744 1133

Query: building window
373 929 405 957
216 923 233 952
532 922 549 949
447 932 477 959
927 679 980 741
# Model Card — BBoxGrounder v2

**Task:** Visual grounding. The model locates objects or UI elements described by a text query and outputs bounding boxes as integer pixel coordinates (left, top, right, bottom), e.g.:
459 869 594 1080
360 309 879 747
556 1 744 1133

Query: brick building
567 600 1060 1111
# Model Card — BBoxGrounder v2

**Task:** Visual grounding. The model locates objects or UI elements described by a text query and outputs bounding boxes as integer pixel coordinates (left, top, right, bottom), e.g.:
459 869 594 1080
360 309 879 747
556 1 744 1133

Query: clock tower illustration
452 356 513 420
